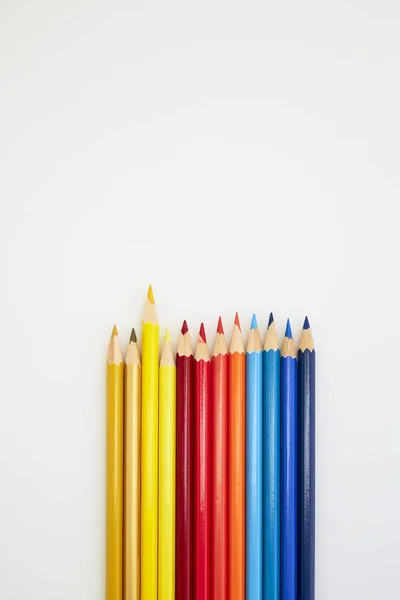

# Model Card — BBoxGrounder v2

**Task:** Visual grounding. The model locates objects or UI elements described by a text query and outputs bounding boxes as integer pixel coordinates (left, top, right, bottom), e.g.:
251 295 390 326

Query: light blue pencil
246 314 263 600
263 313 280 600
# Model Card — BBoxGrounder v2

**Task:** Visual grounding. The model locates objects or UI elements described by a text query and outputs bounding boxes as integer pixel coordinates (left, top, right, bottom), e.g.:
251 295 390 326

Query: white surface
1 0 399 598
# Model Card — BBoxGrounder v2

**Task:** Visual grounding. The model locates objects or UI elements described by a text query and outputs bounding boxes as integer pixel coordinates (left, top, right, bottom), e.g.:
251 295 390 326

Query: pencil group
105 287 316 600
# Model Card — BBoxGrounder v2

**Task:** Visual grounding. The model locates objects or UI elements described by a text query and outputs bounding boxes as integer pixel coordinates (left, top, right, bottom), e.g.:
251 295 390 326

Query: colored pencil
211 317 229 600
228 312 246 600
141 285 159 600
246 314 263 600
106 326 123 600
298 317 315 600
194 323 211 600
176 320 194 600
124 329 141 600
263 313 280 600
281 319 298 600
159 329 176 600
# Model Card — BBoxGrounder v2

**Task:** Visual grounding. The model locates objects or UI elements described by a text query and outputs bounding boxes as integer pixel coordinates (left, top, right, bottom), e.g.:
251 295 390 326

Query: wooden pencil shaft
246 348 263 600
158 360 176 600
298 348 315 600
281 354 298 600
106 361 124 600
141 320 159 600
211 351 229 599
124 363 141 600
176 354 194 600
194 356 211 600
228 347 245 600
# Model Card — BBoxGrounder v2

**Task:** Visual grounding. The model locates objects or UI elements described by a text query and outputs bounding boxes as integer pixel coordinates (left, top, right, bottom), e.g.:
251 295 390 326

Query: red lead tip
181 320 189 335
234 312 241 330
217 316 224 334
199 322 207 342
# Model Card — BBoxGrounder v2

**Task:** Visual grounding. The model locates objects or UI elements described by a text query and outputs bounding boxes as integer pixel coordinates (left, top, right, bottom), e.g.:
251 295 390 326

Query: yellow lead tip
147 284 155 304
111 324 118 338
164 328 171 343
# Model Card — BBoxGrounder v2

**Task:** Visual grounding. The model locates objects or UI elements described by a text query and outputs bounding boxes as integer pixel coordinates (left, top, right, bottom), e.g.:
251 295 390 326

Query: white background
1 0 399 598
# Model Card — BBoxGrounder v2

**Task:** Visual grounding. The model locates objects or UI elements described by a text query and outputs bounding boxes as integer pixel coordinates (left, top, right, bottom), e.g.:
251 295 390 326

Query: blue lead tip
268 312 274 327
250 313 258 329
303 315 310 330
285 318 292 338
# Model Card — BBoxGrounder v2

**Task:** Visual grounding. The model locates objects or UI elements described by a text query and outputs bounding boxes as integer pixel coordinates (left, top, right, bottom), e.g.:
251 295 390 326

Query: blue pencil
263 313 280 600
281 319 297 600
246 314 263 600
298 317 315 600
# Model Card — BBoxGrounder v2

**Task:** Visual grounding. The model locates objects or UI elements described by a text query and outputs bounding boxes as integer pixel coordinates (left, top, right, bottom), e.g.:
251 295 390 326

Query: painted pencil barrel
281 354 297 600
106 362 124 600
124 363 141 600
246 350 263 600
194 358 211 600
141 321 159 600
228 350 246 600
211 352 229 600
176 354 194 600
298 348 315 600
159 361 176 600
263 348 280 600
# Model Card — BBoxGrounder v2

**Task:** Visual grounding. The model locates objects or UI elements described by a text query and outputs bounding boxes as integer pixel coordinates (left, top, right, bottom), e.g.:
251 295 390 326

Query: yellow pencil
106 326 124 600
141 286 159 600
124 329 141 600
158 329 176 600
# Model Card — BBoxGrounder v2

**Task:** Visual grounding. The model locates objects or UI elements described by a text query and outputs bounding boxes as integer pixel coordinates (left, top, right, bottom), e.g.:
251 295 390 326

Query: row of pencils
106 286 316 600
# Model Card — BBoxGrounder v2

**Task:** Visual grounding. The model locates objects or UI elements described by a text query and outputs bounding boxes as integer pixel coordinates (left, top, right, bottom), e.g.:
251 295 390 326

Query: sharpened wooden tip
181 320 189 335
160 330 175 366
298 318 315 352
217 316 224 334
130 328 137 343
107 326 123 364
147 284 155 304
285 318 293 339
234 312 241 330
199 323 207 343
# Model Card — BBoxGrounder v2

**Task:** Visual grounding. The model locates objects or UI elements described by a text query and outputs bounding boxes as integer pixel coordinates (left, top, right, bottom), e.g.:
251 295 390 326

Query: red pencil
211 317 229 600
176 320 194 600
194 323 211 600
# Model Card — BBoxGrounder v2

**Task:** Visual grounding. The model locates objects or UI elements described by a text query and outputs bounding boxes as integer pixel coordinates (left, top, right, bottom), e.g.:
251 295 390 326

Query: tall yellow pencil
141 286 159 600
106 326 124 600
124 329 141 600
158 329 176 600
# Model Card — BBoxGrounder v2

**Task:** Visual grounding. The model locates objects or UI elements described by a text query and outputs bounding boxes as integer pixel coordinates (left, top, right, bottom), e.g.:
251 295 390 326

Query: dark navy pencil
281 319 297 600
298 317 315 600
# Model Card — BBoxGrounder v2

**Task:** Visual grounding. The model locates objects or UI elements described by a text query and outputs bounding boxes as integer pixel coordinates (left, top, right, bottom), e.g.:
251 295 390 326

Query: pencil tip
303 316 310 330
181 320 189 335
217 316 224 334
111 325 118 338
285 318 292 339
250 314 257 329
199 323 207 343
268 312 274 327
147 284 155 304
165 328 171 343
130 328 137 343
234 312 241 330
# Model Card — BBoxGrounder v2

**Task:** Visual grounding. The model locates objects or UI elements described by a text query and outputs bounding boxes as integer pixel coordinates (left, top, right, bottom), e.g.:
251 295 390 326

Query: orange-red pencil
211 317 229 600
228 313 246 600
